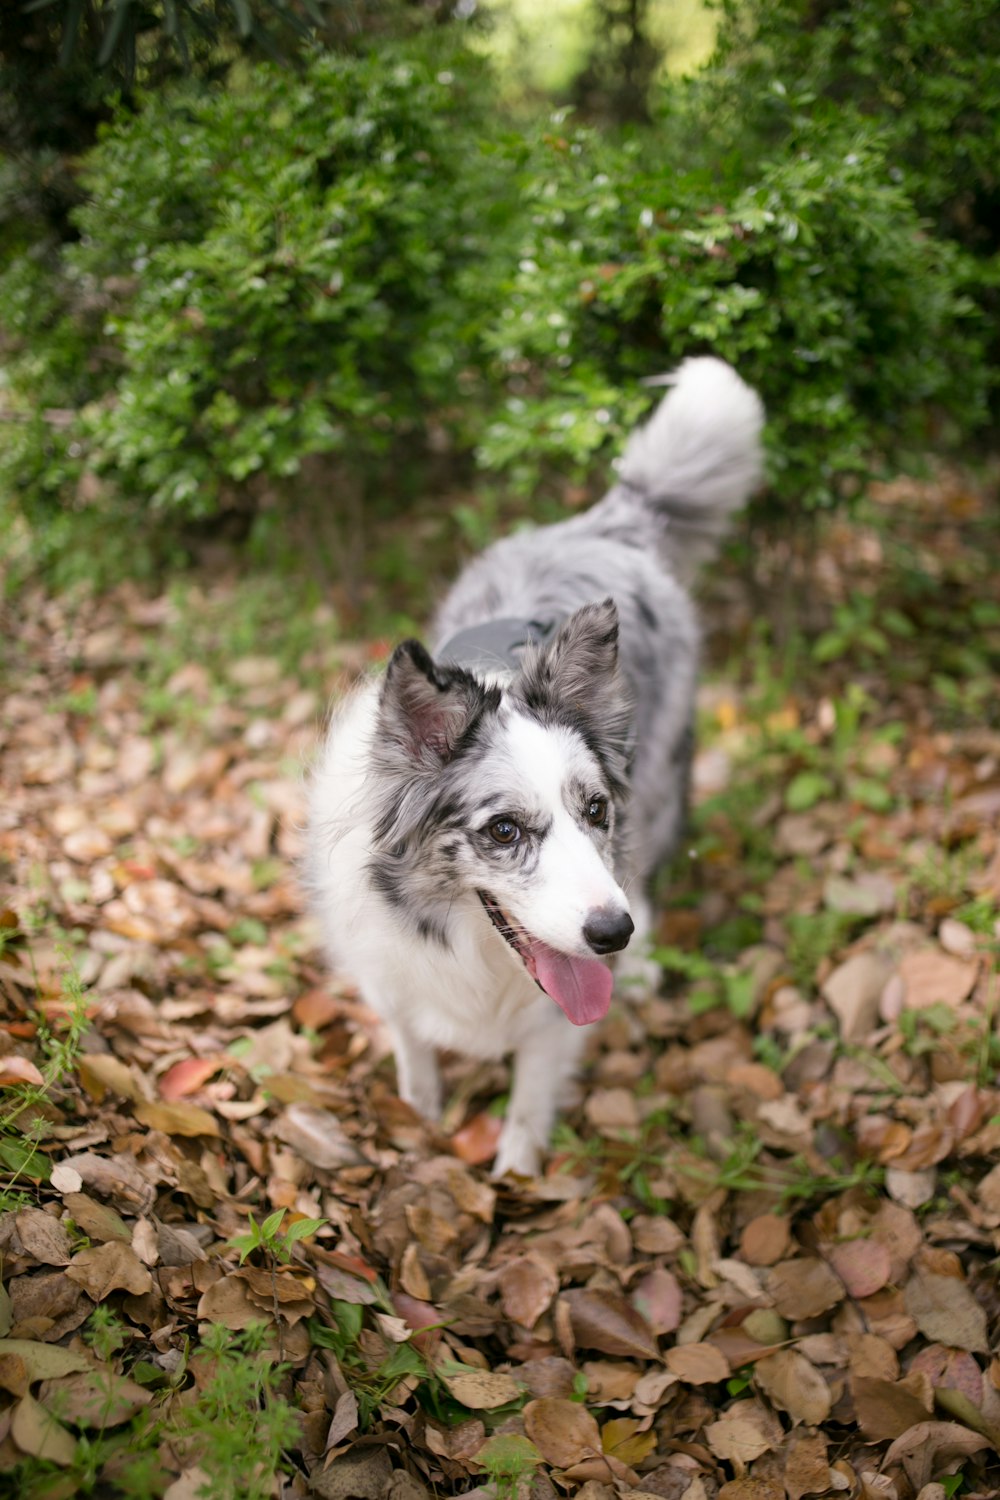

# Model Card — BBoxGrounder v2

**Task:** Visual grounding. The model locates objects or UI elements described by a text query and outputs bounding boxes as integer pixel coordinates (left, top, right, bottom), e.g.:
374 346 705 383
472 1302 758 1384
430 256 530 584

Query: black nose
583 907 634 955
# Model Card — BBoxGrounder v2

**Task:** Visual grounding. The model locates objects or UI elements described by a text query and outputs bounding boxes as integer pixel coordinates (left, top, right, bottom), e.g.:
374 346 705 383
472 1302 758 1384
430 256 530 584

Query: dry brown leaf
754 1349 831 1425
829 1238 892 1299
0 1340 91 1382
65 1241 153 1301
903 1261 989 1353
600 1416 656 1465
272 1103 366 1168
766 1257 844 1320
14 1208 72 1267
499 1254 559 1329
0 1056 45 1088
884 1422 990 1491
562 1288 659 1360
664 1341 729 1385
898 948 978 1010
439 1366 522 1410
38 1369 152 1427
783 1430 831 1500
78 1054 140 1103
523 1396 603 1468
704 1400 779 1465
61 1193 131 1245
133 1099 220 1137
853 1374 934 1441
739 1213 791 1267
630 1267 683 1335
10 1390 77 1467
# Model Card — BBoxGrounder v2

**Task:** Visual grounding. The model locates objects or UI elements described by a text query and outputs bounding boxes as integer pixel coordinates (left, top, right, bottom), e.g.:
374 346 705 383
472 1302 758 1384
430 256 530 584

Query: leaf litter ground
1 473 1000 1499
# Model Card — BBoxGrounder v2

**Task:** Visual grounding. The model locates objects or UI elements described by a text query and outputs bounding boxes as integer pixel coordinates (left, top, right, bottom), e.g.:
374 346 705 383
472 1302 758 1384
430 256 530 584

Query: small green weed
227 1207 326 1266
475 1433 543 1497
168 1323 300 1500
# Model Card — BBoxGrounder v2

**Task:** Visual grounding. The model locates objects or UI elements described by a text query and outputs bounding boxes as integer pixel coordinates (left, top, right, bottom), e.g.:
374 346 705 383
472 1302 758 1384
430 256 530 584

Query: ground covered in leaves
1 472 1000 1500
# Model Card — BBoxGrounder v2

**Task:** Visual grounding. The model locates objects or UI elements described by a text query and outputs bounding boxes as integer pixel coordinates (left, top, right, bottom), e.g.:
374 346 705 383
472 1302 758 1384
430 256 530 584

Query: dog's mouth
478 892 613 1027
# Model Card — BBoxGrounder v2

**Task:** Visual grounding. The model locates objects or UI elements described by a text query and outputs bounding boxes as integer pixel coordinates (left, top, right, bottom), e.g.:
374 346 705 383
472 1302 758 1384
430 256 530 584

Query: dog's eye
586 797 608 826
488 818 521 846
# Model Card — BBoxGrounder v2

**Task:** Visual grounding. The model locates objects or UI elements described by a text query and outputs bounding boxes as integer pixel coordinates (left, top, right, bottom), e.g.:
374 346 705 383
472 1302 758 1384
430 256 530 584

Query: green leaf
785 771 835 812
283 1216 327 1246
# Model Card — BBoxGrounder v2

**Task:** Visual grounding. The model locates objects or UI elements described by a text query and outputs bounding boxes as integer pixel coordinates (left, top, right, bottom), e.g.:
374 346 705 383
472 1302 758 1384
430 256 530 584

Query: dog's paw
399 1080 443 1123
615 946 661 998
491 1123 541 1180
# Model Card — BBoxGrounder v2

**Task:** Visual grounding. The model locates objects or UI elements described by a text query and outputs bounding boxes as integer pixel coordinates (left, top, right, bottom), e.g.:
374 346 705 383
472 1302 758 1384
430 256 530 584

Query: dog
306 358 764 1176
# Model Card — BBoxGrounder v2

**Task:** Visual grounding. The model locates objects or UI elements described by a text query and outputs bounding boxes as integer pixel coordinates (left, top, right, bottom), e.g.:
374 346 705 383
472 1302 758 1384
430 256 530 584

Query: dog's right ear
377 640 494 766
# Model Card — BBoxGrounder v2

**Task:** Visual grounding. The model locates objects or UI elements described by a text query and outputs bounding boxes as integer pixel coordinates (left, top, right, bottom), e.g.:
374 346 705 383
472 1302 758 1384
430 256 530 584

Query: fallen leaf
904 1261 989 1352
898 948 978 1010
664 1342 729 1385
11 1390 77 1466
821 951 895 1041
829 1238 892 1299
440 1366 522 1410
15 1208 72 1267
272 1103 366 1168
853 1375 934 1440
884 1422 990 1491
783 1429 832 1500
0 1056 45 1088
562 1289 658 1359
766 1257 844 1320
38 1369 152 1427
630 1267 683 1335
705 1402 779 1464
601 1416 656 1465
754 1350 831 1425
450 1110 503 1166
499 1254 559 1329
65 1241 154 1301
134 1099 220 1137
739 1213 791 1267
523 1397 603 1467
0 1340 91 1382
158 1056 224 1100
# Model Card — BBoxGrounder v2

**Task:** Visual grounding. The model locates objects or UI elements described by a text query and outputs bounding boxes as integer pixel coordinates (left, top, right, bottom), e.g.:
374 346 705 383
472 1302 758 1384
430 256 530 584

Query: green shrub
0 37 512 542
700 0 1000 255
477 114 988 511
0 24 994 579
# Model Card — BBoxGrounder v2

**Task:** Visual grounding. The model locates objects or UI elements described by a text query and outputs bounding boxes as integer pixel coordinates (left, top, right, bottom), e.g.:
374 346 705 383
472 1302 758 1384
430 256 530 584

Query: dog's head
370 600 634 1025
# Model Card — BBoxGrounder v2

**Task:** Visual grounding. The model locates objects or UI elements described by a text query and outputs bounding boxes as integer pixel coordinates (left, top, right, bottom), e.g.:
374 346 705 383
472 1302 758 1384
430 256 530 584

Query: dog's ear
516 599 632 792
521 599 621 710
378 640 492 765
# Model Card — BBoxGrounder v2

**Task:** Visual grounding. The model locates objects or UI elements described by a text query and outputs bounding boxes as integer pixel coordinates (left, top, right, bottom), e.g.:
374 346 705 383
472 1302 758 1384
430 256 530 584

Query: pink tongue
531 942 613 1026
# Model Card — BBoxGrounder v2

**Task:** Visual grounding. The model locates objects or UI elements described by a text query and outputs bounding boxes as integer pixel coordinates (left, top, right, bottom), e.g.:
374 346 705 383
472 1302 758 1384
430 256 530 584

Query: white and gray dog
307 358 764 1175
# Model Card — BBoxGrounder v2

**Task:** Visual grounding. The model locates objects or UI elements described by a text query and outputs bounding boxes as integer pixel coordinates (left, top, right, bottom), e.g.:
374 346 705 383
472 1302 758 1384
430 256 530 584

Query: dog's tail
614 356 764 585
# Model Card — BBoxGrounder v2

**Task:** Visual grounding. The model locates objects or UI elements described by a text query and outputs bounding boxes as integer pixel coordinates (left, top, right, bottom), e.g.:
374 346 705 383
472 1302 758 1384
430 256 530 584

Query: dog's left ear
516 599 632 791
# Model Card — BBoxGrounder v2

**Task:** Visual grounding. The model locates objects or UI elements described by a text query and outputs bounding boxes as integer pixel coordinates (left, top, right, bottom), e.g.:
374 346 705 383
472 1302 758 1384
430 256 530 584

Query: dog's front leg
388 1020 442 1122
493 1023 584 1178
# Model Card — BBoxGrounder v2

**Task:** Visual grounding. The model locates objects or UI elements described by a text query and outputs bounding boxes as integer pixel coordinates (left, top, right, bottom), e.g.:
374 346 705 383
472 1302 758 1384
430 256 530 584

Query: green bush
477 114 987 510
0 23 994 579
0 38 511 541
700 0 1000 254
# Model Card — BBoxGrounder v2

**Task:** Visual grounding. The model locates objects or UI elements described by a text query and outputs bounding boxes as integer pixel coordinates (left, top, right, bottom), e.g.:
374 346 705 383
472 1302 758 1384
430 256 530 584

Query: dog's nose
583 907 634 955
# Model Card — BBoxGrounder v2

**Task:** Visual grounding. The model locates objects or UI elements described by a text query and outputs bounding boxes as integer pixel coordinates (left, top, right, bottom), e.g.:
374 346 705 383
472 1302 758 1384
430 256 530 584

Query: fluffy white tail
617 357 765 584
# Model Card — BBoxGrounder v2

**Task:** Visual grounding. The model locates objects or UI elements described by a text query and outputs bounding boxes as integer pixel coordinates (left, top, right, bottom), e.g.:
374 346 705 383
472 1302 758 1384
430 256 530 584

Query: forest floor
1 468 1000 1500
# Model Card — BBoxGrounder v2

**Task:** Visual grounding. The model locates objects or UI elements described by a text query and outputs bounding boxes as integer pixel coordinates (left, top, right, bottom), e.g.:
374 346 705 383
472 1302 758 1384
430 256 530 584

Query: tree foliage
0 6 997 578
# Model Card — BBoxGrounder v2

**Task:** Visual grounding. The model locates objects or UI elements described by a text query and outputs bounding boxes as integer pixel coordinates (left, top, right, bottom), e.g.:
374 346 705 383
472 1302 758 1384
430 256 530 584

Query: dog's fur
306 358 764 1175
